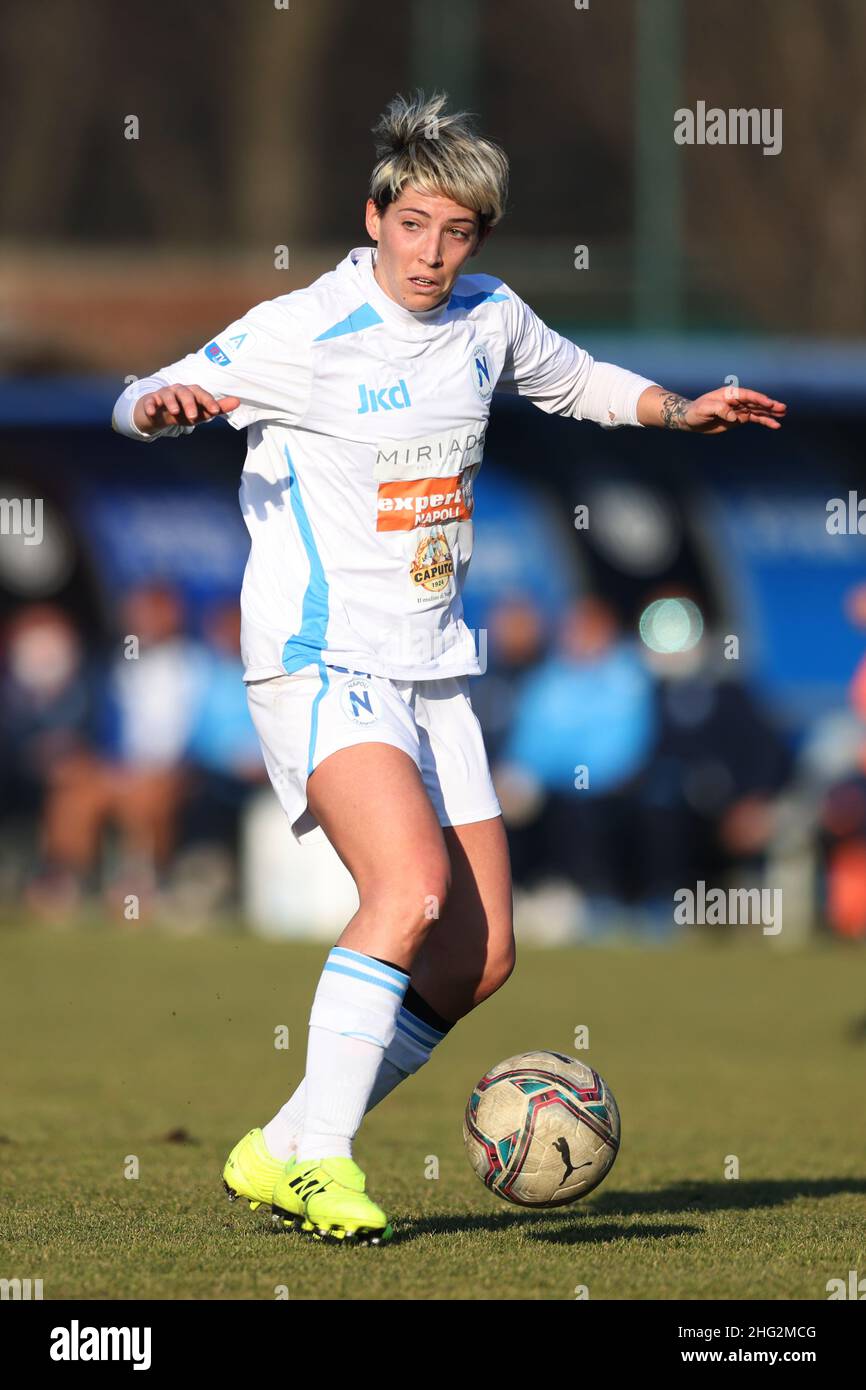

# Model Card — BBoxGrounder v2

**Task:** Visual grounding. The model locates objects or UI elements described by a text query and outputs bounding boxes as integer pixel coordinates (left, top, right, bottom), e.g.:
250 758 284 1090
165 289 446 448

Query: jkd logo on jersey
377 472 473 531
409 529 454 595
339 678 380 724
357 379 411 413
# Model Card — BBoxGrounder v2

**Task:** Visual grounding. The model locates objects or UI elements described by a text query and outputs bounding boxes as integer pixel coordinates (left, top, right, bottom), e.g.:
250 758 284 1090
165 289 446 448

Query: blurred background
2 0 865 945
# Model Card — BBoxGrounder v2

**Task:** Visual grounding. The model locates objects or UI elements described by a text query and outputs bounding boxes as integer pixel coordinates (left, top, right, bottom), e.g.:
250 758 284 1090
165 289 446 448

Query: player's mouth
408 275 442 293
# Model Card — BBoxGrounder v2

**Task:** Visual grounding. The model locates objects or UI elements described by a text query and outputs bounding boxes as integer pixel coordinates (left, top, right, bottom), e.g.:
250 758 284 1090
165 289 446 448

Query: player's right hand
132 384 241 434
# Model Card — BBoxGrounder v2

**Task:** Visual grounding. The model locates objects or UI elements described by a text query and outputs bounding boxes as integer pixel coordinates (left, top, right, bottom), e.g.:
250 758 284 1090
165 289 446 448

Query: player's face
365 186 489 311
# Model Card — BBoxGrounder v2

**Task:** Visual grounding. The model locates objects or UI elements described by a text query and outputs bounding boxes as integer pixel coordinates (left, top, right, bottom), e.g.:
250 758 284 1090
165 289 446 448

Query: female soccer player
112 91 786 1244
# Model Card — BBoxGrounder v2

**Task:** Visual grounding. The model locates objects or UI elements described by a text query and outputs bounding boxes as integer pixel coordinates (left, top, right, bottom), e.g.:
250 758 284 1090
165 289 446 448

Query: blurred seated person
817 582 866 939
38 582 208 906
469 594 548 764
496 596 658 900
0 604 96 832
637 619 792 902
182 600 267 848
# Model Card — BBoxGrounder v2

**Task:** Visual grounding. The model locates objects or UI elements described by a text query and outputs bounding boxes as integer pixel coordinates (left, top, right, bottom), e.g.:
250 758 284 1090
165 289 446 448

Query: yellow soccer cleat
272 1156 393 1245
222 1128 291 1214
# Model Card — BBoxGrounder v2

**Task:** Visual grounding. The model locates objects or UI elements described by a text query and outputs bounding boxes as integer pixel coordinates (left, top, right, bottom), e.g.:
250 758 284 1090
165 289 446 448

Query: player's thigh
307 741 450 915
249 668 448 907
410 814 515 1018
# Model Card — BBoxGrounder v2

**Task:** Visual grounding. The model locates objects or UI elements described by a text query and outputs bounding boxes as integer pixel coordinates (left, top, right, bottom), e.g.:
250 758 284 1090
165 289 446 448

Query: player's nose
418 233 444 266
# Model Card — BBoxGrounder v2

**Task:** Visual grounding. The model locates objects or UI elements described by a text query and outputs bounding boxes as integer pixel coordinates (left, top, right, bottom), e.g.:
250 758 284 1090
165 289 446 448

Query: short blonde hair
369 90 509 234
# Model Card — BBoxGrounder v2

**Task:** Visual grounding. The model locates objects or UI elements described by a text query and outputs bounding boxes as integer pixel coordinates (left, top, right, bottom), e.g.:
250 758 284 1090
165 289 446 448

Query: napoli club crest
470 343 494 401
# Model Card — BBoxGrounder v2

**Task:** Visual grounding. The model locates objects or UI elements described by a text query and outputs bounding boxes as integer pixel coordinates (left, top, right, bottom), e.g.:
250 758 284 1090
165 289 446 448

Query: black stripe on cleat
223 1180 239 1203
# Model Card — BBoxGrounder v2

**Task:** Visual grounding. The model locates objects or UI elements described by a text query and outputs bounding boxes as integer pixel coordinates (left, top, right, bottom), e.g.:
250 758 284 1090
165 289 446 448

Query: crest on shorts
339 677 379 724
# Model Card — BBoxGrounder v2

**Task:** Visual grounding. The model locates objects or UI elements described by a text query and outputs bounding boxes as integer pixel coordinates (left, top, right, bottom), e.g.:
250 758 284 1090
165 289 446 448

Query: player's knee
361 859 452 949
446 944 515 1017
476 939 517 1003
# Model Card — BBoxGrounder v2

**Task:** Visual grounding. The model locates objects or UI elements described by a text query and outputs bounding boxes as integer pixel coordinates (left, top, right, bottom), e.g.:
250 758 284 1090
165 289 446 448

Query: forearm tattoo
659 392 692 429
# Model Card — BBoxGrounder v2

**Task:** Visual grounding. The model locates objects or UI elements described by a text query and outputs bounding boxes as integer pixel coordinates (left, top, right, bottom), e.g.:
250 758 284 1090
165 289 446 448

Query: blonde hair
369 90 509 234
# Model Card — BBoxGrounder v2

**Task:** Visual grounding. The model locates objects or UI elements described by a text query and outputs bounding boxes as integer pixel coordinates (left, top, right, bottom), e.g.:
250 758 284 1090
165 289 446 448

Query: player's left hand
685 386 787 433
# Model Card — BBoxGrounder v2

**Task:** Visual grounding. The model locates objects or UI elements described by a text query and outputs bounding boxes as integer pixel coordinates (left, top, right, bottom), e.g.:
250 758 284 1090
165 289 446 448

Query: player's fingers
743 394 787 416
215 395 241 414
733 389 773 407
159 388 185 419
730 399 779 419
731 410 779 428
190 386 223 417
172 385 203 423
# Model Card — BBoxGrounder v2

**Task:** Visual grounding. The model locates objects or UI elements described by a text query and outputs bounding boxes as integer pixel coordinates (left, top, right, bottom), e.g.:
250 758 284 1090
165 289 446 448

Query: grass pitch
1 924 864 1300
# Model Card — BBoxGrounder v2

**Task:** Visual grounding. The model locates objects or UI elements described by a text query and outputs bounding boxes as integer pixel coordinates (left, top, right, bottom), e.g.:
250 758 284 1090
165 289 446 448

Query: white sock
262 999 448 1160
295 947 410 1162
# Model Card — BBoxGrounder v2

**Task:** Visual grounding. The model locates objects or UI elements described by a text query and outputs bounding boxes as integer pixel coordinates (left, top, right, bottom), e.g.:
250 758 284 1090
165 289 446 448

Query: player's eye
449 228 470 240
402 220 420 231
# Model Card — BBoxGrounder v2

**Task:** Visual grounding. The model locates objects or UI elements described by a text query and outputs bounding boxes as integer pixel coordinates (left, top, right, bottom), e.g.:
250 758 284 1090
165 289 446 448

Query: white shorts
246 664 501 843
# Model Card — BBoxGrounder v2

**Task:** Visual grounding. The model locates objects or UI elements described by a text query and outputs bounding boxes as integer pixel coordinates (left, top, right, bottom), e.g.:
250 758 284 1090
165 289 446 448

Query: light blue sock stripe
395 1016 433 1048
329 947 409 986
340 1030 385 1044
323 961 407 997
395 1015 441 1050
398 1006 445 1043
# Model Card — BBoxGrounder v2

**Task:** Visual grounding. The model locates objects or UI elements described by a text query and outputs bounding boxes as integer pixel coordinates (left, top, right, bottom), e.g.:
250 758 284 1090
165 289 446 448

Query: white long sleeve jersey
112 246 657 681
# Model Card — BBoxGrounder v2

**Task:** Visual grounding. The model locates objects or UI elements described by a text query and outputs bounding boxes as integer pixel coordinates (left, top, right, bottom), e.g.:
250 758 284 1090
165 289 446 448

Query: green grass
1 925 864 1299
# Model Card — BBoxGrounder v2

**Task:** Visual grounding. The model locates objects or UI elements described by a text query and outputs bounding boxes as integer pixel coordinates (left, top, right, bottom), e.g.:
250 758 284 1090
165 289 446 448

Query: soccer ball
463 1050 621 1207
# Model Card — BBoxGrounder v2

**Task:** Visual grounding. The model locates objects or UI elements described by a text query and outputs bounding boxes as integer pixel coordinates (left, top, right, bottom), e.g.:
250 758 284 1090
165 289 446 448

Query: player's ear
364 198 382 243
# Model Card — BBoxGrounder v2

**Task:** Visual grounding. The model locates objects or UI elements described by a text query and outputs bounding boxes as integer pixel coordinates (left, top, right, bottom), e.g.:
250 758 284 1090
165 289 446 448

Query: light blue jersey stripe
278 443 330 772
281 443 329 676
446 289 508 312
314 302 383 342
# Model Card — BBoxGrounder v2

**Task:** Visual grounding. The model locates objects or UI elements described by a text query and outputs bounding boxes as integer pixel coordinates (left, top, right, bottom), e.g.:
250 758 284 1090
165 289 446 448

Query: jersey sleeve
496 289 658 428
111 298 312 441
